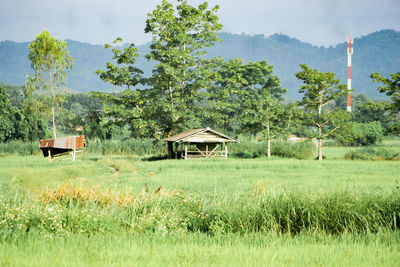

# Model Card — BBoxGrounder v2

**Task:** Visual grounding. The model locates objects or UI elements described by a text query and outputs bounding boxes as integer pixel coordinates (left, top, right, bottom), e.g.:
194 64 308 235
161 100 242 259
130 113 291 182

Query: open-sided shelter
165 127 239 159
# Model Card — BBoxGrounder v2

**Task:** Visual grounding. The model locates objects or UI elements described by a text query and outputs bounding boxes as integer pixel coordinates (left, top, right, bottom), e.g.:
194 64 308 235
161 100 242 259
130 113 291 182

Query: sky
1 0 399 47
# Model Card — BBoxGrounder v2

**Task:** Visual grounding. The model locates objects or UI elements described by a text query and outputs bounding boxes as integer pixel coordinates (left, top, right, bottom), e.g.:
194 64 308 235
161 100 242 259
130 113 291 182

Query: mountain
1 30 399 99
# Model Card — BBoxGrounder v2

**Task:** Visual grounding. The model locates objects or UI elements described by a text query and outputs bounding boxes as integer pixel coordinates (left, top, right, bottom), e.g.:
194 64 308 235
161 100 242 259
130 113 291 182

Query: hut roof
40 136 85 149
165 127 239 143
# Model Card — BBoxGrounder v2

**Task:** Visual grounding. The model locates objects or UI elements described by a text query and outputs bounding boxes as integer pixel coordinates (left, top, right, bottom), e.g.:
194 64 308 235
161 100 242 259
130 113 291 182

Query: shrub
271 140 314 159
345 147 400 161
230 140 314 160
230 142 266 158
335 122 384 146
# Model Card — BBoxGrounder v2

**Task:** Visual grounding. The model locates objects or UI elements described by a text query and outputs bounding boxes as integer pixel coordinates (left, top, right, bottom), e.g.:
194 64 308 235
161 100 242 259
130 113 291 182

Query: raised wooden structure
40 136 85 161
165 128 239 159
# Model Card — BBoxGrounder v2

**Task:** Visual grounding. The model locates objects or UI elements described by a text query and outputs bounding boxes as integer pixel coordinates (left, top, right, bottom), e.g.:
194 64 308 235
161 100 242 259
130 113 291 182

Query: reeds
2 184 399 237
0 141 40 155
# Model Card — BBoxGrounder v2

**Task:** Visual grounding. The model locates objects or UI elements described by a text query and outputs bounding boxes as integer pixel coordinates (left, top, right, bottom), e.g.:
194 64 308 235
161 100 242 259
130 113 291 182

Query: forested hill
1 29 399 99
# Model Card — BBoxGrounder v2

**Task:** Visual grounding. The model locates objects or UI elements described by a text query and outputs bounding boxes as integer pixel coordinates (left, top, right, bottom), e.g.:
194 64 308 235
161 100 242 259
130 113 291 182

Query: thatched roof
165 127 239 143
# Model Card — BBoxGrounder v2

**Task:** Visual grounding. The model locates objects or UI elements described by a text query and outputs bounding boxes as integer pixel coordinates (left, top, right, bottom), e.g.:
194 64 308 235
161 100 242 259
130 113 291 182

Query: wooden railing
186 150 226 158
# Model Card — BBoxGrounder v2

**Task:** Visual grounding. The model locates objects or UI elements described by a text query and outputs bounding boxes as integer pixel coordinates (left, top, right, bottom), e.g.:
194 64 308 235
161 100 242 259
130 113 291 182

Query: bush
230 142 266 158
230 140 314 160
335 122 384 146
345 147 400 161
271 141 315 160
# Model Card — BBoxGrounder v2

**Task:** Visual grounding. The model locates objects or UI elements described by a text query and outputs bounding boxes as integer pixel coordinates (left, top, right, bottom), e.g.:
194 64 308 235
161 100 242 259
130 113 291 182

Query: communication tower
347 38 353 112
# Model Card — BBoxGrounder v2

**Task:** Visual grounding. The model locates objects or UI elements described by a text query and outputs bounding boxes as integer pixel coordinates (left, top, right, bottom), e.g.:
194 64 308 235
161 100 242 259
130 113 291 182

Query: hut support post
48 149 53 162
174 143 178 159
224 143 228 159
184 144 188 160
72 149 76 161
167 142 174 159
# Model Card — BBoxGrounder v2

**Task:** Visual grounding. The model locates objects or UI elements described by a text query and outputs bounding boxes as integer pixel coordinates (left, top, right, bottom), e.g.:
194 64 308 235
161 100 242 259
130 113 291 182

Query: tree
26 30 74 139
296 64 350 160
352 101 392 132
237 60 295 158
21 87 50 141
206 58 250 131
92 38 154 138
371 72 400 112
334 93 369 112
145 0 222 136
0 86 26 142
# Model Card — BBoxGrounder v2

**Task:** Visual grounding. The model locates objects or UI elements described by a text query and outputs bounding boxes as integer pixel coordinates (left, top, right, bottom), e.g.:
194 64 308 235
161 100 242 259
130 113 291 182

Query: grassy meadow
0 140 399 266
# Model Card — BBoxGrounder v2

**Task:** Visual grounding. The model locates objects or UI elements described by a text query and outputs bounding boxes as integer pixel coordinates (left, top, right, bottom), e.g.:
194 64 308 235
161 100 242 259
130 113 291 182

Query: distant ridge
1 29 399 99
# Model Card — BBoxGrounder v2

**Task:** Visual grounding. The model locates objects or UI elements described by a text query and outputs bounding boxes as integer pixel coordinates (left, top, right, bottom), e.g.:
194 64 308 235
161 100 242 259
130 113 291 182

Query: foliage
85 138 166 156
345 147 400 161
26 30 74 139
1 182 399 237
335 122 384 146
229 140 314 160
296 64 350 160
205 58 248 131
0 86 26 142
0 141 40 155
334 93 369 111
0 83 25 108
144 0 222 136
92 38 153 138
352 101 392 132
235 60 297 157
371 72 400 112
270 140 315 159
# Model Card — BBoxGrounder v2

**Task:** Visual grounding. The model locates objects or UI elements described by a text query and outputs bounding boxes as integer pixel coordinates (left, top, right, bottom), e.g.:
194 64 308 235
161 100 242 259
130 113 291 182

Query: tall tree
145 0 222 136
233 60 295 158
296 64 350 160
92 38 152 137
26 30 74 139
0 86 26 142
371 72 400 112
206 58 249 131
352 101 392 131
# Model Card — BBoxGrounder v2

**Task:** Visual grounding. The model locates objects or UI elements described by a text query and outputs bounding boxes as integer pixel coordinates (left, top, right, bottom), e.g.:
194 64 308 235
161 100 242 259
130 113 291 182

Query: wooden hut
40 135 85 161
165 127 239 159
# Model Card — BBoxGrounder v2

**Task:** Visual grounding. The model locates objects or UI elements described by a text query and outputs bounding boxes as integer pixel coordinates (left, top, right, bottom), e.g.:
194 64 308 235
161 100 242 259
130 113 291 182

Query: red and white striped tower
347 38 354 112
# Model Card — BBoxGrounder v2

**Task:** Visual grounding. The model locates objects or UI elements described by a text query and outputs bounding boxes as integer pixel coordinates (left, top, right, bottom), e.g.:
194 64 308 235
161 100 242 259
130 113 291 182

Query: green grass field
0 142 399 266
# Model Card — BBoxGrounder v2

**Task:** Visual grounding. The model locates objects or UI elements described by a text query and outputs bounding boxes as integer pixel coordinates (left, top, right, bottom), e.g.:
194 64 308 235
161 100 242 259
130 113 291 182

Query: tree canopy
371 72 400 112
26 30 74 139
296 64 350 160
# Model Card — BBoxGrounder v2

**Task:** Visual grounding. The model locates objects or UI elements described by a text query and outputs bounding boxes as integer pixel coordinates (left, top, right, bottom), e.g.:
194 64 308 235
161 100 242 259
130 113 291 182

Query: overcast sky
1 0 399 47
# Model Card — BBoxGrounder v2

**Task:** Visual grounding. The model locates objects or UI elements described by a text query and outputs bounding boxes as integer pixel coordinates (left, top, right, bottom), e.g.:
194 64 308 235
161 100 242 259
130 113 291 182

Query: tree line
1 0 399 160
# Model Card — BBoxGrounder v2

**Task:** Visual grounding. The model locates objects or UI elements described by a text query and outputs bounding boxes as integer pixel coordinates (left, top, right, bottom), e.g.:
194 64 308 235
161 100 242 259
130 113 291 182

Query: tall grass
1 182 399 237
1 231 399 266
230 140 315 159
346 147 400 161
0 141 40 155
85 138 166 156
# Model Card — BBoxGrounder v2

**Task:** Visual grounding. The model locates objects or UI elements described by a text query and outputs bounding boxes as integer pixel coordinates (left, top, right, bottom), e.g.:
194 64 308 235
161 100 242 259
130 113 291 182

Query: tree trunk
318 138 322 161
52 106 56 139
50 72 57 139
267 138 271 158
318 125 323 160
